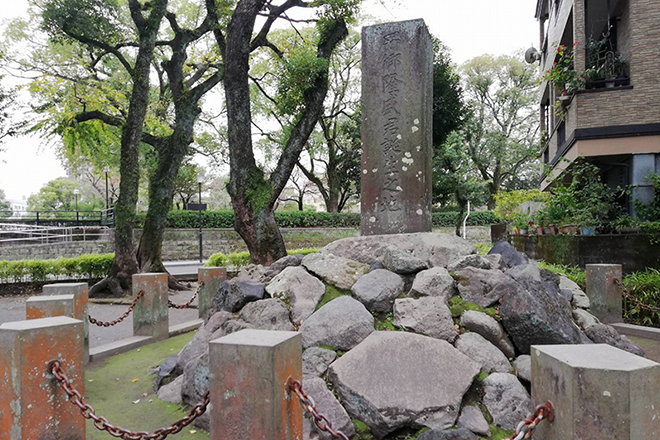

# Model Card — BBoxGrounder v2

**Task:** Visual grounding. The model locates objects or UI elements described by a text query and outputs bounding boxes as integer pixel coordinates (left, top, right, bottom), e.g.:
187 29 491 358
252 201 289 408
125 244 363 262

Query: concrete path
0 288 201 348
163 260 207 278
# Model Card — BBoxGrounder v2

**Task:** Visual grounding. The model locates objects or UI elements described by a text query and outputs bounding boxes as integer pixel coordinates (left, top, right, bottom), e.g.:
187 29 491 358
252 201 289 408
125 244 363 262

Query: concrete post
209 329 303 440
532 344 660 440
586 264 622 323
198 267 227 320
0 316 85 440
25 294 90 364
42 282 89 364
132 273 169 340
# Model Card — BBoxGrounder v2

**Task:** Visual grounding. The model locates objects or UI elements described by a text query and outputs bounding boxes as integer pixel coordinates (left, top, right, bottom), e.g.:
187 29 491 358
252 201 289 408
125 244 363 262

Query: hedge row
136 210 498 229
0 254 114 284
206 248 319 268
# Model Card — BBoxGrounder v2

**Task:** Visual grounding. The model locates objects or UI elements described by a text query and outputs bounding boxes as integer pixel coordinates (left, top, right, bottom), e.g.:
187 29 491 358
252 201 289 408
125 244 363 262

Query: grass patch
448 296 499 320
538 261 586 289
474 242 493 256
84 333 208 440
374 311 397 331
484 424 515 439
316 285 350 310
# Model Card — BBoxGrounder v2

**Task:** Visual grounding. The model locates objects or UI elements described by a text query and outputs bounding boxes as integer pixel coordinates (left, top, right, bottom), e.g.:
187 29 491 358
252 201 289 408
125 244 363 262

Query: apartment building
536 0 660 212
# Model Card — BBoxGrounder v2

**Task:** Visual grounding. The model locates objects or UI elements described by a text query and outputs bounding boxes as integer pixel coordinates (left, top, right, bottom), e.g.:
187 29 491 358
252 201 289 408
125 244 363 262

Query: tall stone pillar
360 19 433 235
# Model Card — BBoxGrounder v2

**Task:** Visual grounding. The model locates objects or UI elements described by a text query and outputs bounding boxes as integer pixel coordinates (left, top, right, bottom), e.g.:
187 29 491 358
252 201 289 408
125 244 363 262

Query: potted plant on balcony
541 43 584 97
511 213 530 235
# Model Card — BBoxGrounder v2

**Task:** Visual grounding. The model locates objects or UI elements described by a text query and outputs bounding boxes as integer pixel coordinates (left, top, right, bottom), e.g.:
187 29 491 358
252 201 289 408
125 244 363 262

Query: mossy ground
84 333 209 440
316 284 350 310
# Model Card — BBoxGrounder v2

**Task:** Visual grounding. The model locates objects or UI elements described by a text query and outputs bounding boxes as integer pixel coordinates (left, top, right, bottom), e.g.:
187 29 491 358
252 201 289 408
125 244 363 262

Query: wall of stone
509 233 660 273
0 227 492 262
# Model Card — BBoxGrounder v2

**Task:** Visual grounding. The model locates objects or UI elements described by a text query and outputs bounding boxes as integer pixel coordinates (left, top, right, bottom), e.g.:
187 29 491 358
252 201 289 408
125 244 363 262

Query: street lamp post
104 166 110 210
73 189 80 225
197 175 203 263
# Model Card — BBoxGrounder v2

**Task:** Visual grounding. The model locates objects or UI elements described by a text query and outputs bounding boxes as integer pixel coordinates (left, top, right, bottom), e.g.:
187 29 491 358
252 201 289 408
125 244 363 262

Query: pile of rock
157 233 643 439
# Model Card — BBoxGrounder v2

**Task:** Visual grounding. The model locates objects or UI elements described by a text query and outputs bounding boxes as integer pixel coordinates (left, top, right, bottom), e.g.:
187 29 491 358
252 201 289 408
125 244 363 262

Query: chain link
508 401 554 440
88 290 145 327
287 378 350 440
614 278 660 314
50 360 209 440
168 282 204 310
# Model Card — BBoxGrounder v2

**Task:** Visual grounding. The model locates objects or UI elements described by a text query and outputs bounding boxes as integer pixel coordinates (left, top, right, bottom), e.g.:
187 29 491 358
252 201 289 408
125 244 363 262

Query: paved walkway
0 288 200 347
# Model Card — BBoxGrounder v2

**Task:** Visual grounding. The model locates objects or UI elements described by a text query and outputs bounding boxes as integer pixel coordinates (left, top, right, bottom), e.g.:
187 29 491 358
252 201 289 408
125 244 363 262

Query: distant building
536 0 660 213
8 199 27 218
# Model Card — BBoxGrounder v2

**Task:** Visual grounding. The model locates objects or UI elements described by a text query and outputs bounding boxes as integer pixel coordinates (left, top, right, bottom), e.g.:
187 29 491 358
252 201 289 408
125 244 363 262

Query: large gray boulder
210 280 265 313
176 311 232 373
267 254 303 277
457 406 490 437
300 296 374 350
455 267 519 307
181 352 209 406
447 255 492 272
238 298 294 331
459 310 515 359
488 241 529 268
454 333 511 374
418 428 478 440
584 324 645 357
328 331 480 438
351 269 404 313
409 267 456 300
321 233 476 268
500 278 583 354
302 347 337 378
266 266 325 323
383 246 429 274
157 375 183 404
235 264 270 283
302 253 369 291
301 378 355 440
512 355 531 383
572 308 600 330
482 373 531 430
393 297 457 342
559 275 590 309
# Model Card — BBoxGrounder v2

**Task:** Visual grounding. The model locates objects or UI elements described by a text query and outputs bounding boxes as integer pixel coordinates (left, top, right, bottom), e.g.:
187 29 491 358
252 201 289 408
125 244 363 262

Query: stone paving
0 287 200 347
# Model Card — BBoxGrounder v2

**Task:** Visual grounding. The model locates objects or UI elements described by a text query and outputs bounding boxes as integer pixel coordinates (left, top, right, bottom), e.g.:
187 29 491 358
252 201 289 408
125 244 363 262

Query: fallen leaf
189 430 197 435
142 393 148 397
137 349 141 352
87 379 94 382
132 399 140 404
132 377 139 383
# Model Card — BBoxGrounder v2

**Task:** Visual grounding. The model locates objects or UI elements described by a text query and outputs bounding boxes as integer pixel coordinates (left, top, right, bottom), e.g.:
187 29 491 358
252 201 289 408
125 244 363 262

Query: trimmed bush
0 254 114 284
140 209 497 229
206 248 319 268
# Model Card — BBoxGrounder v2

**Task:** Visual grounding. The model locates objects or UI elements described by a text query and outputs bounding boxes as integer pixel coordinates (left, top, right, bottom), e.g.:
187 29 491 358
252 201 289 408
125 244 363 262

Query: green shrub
0 254 114 284
493 189 550 222
538 262 586 289
136 209 497 229
622 269 660 327
432 211 498 227
206 248 320 268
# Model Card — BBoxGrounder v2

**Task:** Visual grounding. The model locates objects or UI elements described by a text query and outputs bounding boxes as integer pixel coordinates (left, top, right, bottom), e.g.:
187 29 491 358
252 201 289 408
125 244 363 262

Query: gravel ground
0 288 201 348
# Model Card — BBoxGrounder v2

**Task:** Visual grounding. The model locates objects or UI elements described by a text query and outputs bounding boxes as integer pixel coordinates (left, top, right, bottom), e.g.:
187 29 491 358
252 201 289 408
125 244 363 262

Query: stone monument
360 19 433 235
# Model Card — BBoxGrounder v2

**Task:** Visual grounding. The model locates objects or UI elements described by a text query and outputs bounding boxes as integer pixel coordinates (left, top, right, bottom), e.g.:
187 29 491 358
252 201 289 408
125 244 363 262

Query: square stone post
43 282 89 363
0 316 85 440
360 19 433 235
209 329 303 440
532 344 660 440
132 273 169 340
198 267 227 320
586 264 622 323
26 294 89 364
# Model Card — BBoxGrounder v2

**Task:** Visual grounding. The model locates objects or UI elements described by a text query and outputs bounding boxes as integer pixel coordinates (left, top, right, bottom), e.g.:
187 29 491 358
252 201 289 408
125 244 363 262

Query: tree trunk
233 193 287 265
90 0 168 297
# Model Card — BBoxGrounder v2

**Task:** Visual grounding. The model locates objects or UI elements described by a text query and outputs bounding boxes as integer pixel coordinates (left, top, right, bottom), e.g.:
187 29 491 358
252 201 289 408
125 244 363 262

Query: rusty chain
508 401 555 440
614 278 660 314
287 378 350 440
50 360 209 440
88 290 145 327
168 282 204 310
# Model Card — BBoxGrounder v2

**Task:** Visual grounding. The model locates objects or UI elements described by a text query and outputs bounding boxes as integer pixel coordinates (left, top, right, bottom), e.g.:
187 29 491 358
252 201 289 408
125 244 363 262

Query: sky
0 0 538 202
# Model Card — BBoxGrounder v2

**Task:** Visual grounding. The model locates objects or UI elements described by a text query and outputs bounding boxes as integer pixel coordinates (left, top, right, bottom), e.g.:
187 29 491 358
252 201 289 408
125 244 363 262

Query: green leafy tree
431 38 465 148
25 177 103 216
0 189 10 217
209 0 360 264
172 162 204 210
460 54 540 208
433 131 487 235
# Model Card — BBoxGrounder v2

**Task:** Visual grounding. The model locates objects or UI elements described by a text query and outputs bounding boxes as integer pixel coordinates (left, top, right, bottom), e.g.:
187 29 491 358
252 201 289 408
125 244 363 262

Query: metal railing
0 208 114 227
0 223 113 246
